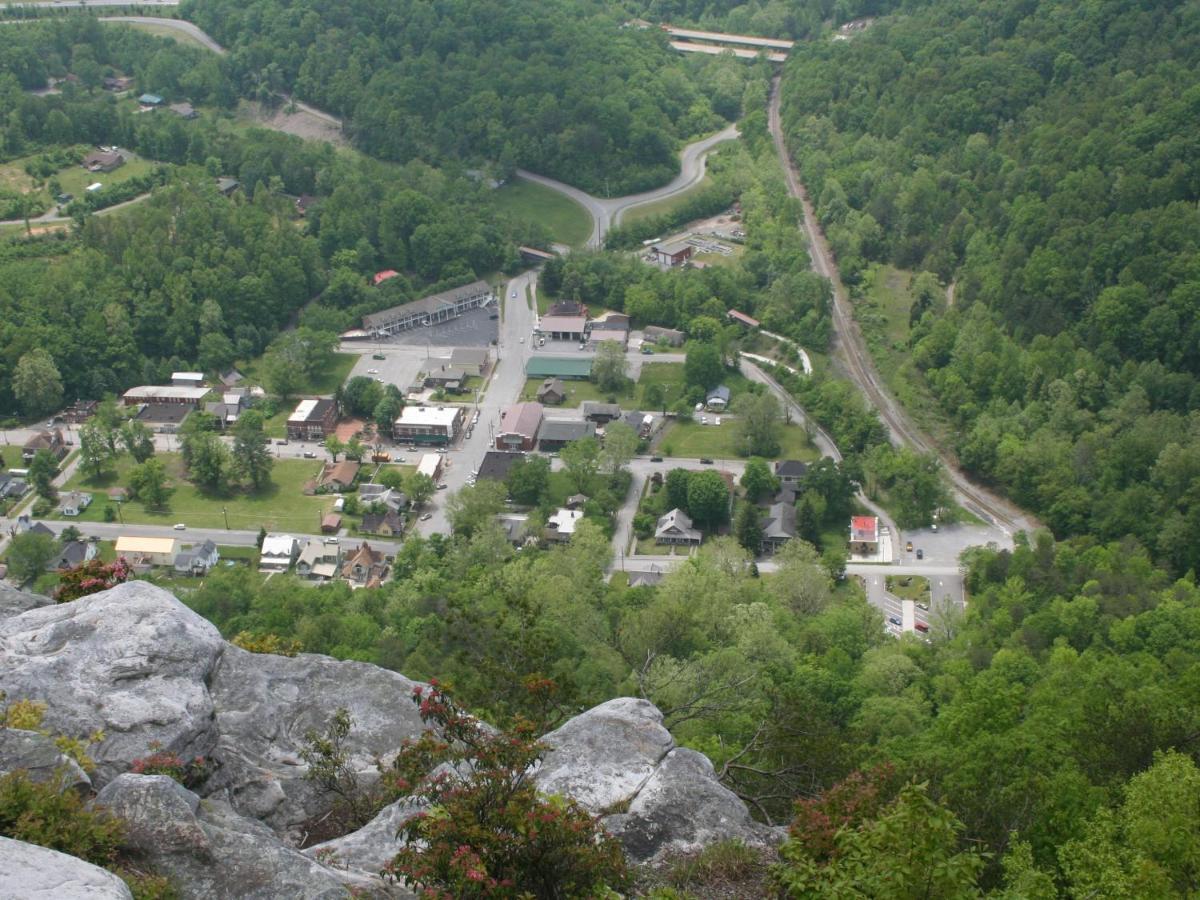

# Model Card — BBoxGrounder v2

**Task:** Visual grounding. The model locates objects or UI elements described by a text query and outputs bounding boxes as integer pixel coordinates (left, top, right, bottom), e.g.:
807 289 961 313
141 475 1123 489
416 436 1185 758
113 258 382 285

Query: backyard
58 453 334 531
0 147 159 217
240 351 359 399
657 420 819 461
1 445 23 469
492 176 592 248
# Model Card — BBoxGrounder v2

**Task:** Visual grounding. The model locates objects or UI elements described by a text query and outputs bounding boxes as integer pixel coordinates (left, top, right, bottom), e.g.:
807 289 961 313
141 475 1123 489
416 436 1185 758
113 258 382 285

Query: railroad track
767 76 1037 536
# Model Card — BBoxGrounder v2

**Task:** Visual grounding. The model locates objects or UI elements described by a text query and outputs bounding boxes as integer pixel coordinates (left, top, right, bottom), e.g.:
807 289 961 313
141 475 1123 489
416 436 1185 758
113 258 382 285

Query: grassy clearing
520 376 633 407
658 420 818 461
887 574 931 605
636 363 687 411
858 264 957 446
60 452 333 531
620 175 713 227
107 20 213 51
1 445 23 469
493 176 592 249
691 244 743 268
240 352 358 397
56 156 157 201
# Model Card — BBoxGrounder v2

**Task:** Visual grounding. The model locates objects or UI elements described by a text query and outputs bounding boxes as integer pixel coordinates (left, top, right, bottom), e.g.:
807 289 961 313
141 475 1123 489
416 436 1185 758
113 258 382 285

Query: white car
511 290 517 298
420 513 433 521
366 368 378 374
173 523 187 531
519 337 524 344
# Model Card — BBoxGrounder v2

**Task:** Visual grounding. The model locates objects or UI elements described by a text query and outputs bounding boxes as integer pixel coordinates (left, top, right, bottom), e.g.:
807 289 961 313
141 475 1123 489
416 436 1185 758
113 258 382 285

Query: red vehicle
914 622 929 633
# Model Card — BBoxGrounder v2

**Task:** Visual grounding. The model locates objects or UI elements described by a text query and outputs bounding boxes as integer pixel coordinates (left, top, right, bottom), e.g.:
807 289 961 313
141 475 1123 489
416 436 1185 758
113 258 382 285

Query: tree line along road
766 75 1039 538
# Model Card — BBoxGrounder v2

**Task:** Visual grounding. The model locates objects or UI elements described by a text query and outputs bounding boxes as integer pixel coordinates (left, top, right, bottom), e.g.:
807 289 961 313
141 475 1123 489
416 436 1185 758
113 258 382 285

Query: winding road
518 123 739 249
767 76 1038 537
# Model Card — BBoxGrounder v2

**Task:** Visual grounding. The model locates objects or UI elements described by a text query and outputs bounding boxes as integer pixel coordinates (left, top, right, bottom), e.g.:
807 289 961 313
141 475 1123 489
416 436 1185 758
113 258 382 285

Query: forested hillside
781 0 1200 572
180 0 756 192
0 20 535 416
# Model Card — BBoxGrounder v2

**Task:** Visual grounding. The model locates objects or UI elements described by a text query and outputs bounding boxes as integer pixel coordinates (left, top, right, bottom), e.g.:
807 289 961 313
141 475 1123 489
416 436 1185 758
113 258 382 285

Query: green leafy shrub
232 631 302 657
0 770 124 866
383 681 630 898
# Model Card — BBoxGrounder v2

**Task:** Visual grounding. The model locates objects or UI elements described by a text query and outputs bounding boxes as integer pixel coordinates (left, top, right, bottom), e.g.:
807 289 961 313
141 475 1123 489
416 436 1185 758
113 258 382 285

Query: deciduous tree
12 349 64 418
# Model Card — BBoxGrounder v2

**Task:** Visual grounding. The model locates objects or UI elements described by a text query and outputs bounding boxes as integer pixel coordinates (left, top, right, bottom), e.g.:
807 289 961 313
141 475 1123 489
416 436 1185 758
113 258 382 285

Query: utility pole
222 506 229 530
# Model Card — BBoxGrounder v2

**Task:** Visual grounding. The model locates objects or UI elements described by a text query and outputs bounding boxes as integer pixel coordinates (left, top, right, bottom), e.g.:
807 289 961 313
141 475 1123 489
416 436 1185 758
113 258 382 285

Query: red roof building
849 515 879 553
373 270 400 286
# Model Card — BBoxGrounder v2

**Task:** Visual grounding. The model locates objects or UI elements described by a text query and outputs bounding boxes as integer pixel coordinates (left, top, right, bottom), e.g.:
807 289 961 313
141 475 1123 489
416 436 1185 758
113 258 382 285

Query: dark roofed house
103 76 133 92
628 570 664 588
761 502 796 553
705 385 731 410
536 378 566 405
538 419 596 452
651 240 694 267
61 400 97 424
173 540 219 576
321 514 343 534
582 402 622 423
82 150 125 173
0 473 28 500
360 510 403 537
135 403 191 432
477 451 525 482
49 540 98 571
775 460 808 485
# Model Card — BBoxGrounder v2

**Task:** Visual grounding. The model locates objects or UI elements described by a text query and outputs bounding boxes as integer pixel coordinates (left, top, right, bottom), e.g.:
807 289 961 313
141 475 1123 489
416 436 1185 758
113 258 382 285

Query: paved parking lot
378 307 498 348
346 348 426 393
898 521 1010 565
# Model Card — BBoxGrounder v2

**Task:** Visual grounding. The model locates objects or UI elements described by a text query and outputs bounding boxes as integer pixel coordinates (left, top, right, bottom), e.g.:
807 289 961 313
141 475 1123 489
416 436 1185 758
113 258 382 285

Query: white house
260 533 300 572
545 508 584 543
655 508 702 546
58 491 93 517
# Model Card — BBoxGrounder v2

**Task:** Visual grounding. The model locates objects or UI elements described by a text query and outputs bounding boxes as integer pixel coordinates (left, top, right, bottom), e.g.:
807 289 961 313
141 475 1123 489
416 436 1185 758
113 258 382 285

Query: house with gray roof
173 540 219 576
761 502 797 553
538 419 596 452
655 508 702 546
48 540 98 571
705 385 731 410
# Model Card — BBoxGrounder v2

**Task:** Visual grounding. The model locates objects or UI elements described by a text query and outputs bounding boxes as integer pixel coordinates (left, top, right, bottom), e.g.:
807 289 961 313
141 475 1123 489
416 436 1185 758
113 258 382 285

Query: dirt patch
239 100 348 147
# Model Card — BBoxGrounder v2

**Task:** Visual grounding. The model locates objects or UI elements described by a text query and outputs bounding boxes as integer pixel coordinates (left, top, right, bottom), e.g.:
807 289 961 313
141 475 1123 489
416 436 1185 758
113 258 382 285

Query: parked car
887 616 901 627
420 513 433 521
437 483 448 490
303 451 317 459
905 540 913 552
511 290 517 298
519 337 524 343
372 353 386 360
276 439 289 446
699 457 714 464
914 622 930 633
489 313 499 319
916 548 924 560
173 523 187 531
650 456 663 462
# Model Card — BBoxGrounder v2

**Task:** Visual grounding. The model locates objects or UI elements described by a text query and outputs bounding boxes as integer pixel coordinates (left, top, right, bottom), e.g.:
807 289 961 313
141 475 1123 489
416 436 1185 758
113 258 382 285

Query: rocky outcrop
0 583 51 619
537 697 675 814
0 728 91 794
0 835 132 899
0 581 225 786
604 747 783 863
1 582 778 893
207 643 428 831
94 774 384 899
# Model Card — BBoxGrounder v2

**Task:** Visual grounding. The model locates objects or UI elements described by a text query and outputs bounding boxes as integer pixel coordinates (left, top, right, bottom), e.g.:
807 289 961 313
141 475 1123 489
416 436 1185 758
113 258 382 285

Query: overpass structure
669 40 787 63
663 26 794 50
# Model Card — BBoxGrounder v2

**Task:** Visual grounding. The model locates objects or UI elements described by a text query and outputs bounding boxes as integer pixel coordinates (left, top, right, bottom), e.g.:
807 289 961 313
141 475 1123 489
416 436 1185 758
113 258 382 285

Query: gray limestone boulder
0 727 91 794
0 835 132 899
304 796 425 883
0 583 51 619
206 644 429 831
95 773 383 899
536 697 675 814
0 582 225 787
603 747 782 863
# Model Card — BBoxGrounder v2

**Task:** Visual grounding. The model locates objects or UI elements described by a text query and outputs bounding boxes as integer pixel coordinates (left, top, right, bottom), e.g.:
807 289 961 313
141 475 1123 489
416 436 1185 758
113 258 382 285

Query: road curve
100 15 225 52
517 122 739 249
767 75 1038 536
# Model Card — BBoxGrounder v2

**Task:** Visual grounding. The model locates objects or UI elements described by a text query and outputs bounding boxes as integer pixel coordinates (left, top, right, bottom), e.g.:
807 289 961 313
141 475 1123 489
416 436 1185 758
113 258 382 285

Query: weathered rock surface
207 644 429 830
604 747 783 863
0 582 225 786
0 727 91 793
0 583 51 619
95 773 383 899
537 697 674 813
304 796 425 880
0 835 132 899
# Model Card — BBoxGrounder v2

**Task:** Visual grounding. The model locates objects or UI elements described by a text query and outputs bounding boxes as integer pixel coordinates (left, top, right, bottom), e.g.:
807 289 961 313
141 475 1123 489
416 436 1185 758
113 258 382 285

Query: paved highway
767 75 1038 538
517 123 739 249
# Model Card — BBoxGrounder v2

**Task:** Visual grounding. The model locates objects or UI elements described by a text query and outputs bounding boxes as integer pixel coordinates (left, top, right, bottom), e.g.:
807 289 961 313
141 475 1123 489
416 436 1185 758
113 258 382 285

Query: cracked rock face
537 697 675 814
0 581 225 787
0 583 51 619
0 728 91 794
95 774 381 899
0 835 132 899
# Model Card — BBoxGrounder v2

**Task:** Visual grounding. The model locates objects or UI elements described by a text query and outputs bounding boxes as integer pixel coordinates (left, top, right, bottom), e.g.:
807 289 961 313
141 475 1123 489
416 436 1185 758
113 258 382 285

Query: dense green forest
0 20 540 417
181 0 759 192
781 0 1200 573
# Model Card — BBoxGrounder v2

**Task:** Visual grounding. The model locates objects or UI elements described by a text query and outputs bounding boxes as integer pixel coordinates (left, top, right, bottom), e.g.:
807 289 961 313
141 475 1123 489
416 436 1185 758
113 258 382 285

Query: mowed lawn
1 445 23 469
55 156 158 200
241 351 358 397
105 20 214 51
60 453 333 531
493 176 592 248
520 376 633 406
658 420 819 461
620 175 712 227
635 363 754 412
